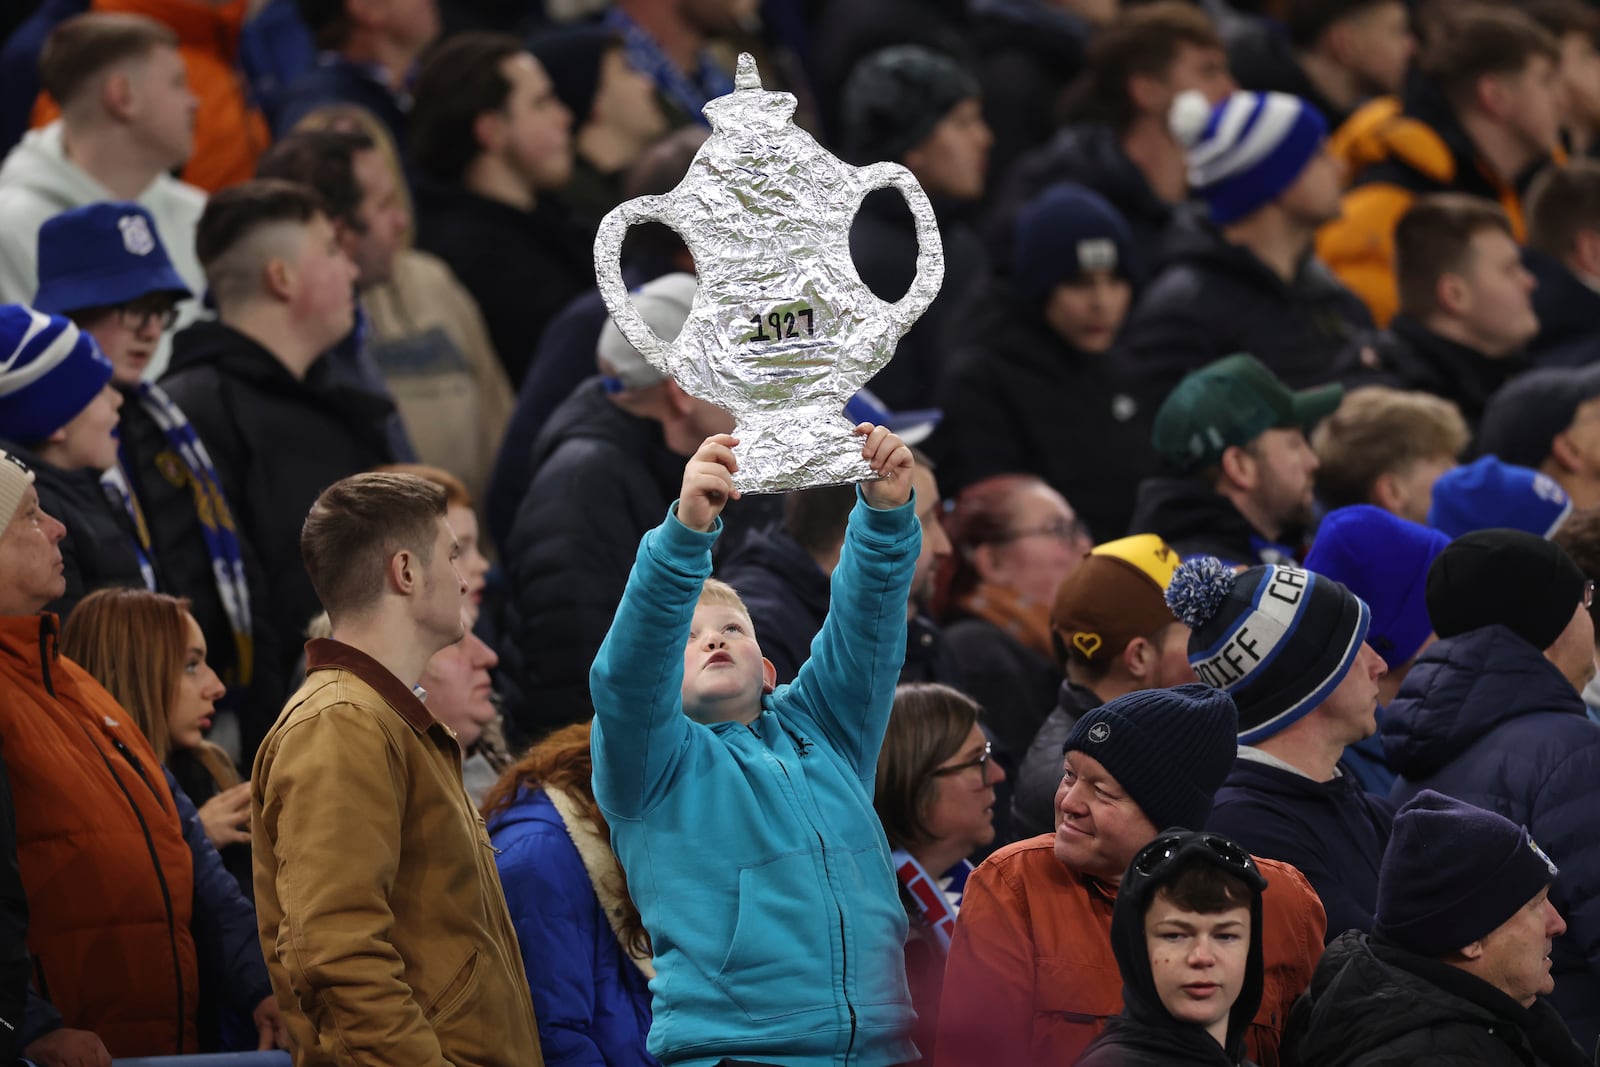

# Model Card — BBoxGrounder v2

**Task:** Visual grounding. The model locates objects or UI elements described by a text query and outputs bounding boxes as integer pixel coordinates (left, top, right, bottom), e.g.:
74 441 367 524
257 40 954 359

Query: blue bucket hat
33 202 191 316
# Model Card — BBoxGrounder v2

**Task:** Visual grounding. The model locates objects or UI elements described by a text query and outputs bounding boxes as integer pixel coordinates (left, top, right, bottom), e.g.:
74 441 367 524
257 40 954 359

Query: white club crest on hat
1076 238 1117 273
1087 722 1111 743
118 214 156 257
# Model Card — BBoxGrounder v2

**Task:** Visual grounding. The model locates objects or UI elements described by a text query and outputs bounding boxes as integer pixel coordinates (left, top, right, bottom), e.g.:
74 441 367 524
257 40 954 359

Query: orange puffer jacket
934 834 1327 1067
0 614 197 1056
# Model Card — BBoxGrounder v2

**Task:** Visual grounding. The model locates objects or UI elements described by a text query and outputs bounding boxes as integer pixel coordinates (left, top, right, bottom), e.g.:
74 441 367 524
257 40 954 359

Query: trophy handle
855 162 946 333
593 194 680 376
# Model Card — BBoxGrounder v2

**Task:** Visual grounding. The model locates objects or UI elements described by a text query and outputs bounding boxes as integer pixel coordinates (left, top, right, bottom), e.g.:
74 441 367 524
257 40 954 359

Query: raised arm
589 435 738 820
781 425 920 775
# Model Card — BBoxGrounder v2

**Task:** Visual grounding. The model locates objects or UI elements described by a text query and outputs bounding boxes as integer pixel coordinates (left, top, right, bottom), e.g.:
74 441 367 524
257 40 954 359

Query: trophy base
730 410 881 495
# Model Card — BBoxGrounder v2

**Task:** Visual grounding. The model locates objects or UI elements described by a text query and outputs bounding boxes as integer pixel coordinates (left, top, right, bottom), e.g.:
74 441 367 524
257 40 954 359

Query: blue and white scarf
605 8 734 124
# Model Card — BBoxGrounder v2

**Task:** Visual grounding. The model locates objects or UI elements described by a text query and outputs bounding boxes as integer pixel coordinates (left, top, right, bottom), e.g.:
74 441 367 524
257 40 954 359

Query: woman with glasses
32 200 281 766
939 474 1093 833
1076 830 1267 1067
875 682 1008 1061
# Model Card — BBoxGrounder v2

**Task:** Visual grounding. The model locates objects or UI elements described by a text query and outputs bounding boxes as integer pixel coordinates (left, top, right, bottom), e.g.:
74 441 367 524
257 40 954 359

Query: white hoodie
0 121 207 378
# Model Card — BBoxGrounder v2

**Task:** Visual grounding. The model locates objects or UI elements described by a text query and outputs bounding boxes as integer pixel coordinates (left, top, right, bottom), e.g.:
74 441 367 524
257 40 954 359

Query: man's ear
389 548 416 595
1550 428 1583 475
1122 635 1154 681
1219 444 1256 491
101 70 137 122
1370 469 1407 514
1456 939 1486 963
263 255 295 302
473 108 507 157
1436 272 1470 318
761 656 777 695
1127 73 1168 120
1574 228 1600 278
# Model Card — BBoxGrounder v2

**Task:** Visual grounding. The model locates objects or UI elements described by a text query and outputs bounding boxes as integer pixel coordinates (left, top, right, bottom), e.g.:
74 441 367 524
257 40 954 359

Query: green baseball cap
1152 353 1343 472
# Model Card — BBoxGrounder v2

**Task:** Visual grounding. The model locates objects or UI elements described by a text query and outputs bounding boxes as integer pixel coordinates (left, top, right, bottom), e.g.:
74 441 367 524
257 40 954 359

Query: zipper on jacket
78 723 186 1053
36 628 53 698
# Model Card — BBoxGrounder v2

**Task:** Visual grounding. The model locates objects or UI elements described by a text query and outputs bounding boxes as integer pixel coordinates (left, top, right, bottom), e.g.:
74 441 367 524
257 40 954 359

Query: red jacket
934 834 1325 1067
0 614 197 1056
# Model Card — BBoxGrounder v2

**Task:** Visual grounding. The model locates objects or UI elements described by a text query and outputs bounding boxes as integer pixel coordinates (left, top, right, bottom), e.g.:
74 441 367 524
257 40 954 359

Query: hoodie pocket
714 850 829 1023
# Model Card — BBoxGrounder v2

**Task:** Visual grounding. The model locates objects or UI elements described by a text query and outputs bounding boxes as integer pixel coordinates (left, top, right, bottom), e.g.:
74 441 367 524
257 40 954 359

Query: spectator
273 0 437 153
1527 0 1600 159
254 472 541 1064
605 0 746 128
0 447 186 1060
939 474 1090 786
1123 88 1373 402
718 483 855 684
1076 830 1269 1067
254 126 415 462
1383 529 1600 1047
0 306 144 619
1133 354 1339 566
588 426 922 1064
497 272 734 738
934 685 1327 1067
898 454 960 689
1304 505 1450 795
1287 791 1588 1067
1170 556 1395 940
411 32 589 387
288 105 515 515
1427 455 1573 540
1310 386 1467 523
58 589 285 1053
160 180 392 681
839 44 992 411
932 184 1160 539
1477 364 1600 510
1012 534 1193 839
1233 0 1412 127
875 682 1006 1062
527 23 668 230
1553 505 1600 715
986 2 1235 279
0 13 203 377
33 200 284 762
1318 8 1563 326
1524 160 1600 367
1342 195 1536 428
484 721 657 1067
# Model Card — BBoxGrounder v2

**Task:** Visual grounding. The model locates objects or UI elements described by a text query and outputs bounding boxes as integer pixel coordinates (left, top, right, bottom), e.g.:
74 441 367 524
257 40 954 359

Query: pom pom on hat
0 304 113 445
1169 89 1214 149
1166 556 1238 629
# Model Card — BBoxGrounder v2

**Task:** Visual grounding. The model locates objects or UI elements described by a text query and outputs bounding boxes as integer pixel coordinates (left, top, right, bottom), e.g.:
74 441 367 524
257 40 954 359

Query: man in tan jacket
252 471 542 1066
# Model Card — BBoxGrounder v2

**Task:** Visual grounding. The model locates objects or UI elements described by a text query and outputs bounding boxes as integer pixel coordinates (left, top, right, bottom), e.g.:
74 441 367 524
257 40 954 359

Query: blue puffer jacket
1382 625 1600 1051
488 787 658 1067
590 492 920 1067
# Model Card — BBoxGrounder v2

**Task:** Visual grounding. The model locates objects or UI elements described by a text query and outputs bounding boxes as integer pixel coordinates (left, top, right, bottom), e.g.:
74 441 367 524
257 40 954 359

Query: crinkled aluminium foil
594 53 945 493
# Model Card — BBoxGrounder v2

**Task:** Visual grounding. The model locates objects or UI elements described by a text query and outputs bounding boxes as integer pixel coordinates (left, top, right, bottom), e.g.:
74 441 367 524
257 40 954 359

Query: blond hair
1312 387 1470 510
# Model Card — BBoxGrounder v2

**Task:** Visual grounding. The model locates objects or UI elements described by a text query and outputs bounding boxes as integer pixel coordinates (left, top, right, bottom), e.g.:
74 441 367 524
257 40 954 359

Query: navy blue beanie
1012 183 1136 305
1169 557 1370 743
1375 790 1558 957
0 305 113 445
1064 683 1239 834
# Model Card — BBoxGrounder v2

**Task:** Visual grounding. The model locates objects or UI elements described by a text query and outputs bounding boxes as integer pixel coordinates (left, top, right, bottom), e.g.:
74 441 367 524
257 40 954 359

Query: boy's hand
678 434 741 532
855 423 915 509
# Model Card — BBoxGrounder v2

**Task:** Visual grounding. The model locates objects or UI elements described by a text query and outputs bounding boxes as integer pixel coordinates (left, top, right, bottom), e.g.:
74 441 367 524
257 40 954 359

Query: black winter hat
1011 183 1136 306
1425 528 1586 651
839 45 979 163
1064 683 1238 835
1168 557 1369 744
528 24 617 124
1374 790 1558 957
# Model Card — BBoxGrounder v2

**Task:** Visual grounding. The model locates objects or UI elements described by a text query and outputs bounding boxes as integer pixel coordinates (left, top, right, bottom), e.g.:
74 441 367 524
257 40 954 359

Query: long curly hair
481 722 650 958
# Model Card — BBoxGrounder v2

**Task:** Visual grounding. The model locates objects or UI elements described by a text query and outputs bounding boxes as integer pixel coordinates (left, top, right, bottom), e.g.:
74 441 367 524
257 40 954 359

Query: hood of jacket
1382 625 1588 781
1106 832 1267 1062
0 123 119 210
1372 315 1524 421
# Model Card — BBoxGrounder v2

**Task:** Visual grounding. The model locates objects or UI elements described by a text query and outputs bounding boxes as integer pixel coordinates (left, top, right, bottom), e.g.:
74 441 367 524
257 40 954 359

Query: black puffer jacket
1286 931 1588 1067
1336 314 1524 431
1120 225 1374 408
0 441 146 620
160 321 397 681
497 380 686 739
929 283 1159 539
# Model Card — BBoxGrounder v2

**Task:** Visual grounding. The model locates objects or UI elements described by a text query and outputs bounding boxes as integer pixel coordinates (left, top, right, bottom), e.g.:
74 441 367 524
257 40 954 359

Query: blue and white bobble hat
1170 89 1329 226
0 304 112 446
1167 556 1370 744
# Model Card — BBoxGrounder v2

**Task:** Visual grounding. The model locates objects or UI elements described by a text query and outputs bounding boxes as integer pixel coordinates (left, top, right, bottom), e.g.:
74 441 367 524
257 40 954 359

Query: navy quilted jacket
1383 625 1600 1052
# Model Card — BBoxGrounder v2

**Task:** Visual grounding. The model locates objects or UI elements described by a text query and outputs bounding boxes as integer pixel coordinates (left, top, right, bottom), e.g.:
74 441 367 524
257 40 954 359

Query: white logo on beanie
1088 722 1111 743
118 215 155 256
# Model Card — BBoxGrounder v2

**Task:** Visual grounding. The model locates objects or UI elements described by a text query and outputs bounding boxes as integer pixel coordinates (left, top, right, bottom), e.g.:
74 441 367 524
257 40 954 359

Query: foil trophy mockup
593 53 945 493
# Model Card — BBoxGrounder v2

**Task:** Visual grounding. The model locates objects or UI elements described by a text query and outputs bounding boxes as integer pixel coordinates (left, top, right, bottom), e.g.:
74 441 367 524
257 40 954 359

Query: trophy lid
702 53 797 130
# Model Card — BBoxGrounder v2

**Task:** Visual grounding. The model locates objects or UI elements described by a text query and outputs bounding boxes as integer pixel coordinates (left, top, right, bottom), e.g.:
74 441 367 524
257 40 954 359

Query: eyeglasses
932 740 995 786
992 517 1091 546
1586 581 1596 610
1133 832 1258 879
115 302 180 333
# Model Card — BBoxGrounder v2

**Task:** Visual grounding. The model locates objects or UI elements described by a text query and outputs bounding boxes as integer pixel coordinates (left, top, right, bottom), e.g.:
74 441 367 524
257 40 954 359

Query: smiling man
1288 791 1588 1067
1166 556 1397 942
935 683 1327 1067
